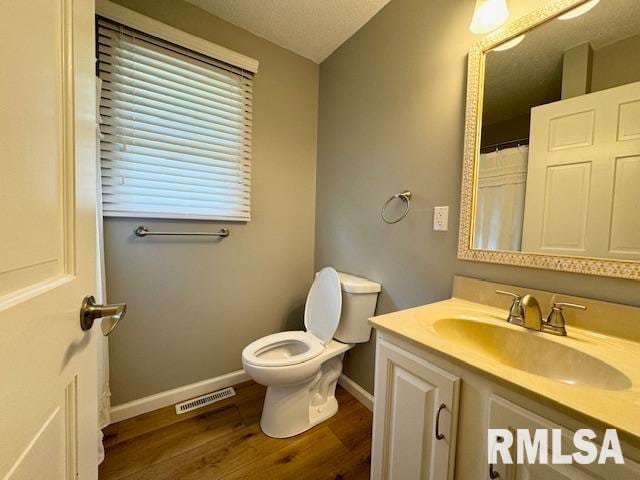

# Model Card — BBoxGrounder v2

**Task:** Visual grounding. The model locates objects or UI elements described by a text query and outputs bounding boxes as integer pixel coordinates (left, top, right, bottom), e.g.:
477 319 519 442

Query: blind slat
102 167 250 192
100 97 251 137
98 43 247 103
101 75 250 123
100 121 250 157
100 152 251 181
102 174 248 195
98 65 250 116
102 185 250 206
100 106 249 145
102 192 250 210
98 21 252 80
98 16 253 221
102 204 248 222
100 114 250 153
100 88 251 130
101 132 250 167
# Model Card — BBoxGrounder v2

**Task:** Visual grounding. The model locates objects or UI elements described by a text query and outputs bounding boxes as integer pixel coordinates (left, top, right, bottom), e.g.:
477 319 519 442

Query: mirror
459 0 640 280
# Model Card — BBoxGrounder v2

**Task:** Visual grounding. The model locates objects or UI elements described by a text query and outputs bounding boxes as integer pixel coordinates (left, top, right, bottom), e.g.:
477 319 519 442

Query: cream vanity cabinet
371 330 640 480
371 338 460 480
488 396 640 480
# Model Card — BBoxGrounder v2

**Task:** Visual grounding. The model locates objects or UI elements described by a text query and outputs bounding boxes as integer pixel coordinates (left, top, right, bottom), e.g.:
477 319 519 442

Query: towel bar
134 226 230 238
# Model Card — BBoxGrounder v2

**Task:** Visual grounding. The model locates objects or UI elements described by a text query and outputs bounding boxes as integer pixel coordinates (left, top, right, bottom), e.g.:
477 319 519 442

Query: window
97 17 254 221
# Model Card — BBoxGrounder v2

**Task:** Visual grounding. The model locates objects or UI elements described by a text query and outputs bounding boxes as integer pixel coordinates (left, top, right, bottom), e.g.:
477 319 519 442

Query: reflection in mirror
474 0 640 262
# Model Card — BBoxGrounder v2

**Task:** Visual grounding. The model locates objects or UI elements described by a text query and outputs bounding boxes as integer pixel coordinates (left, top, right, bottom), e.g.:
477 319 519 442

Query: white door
371 338 460 480
522 81 640 260
488 395 640 479
1 1 100 479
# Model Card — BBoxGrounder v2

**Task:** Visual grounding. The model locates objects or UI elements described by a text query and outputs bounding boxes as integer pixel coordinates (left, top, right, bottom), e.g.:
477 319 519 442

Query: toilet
242 266 381 438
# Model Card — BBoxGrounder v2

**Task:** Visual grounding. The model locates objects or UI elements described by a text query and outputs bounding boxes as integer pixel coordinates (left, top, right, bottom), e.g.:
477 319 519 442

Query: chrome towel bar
134 226 230 238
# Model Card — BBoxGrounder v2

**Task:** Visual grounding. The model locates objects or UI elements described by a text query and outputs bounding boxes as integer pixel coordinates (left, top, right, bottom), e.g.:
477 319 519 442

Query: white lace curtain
473 146 529 251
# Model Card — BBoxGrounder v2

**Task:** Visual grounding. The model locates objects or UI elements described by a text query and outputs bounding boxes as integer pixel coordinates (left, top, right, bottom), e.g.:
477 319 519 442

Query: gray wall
592 34 640 92
315 0 640 394
481 113 531 148
105 0 318 404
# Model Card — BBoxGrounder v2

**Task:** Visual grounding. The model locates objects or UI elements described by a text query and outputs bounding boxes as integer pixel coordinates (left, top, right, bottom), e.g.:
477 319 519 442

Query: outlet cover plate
434 206 449 231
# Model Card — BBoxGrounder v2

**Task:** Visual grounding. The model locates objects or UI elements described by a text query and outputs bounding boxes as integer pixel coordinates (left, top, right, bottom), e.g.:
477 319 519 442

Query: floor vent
175 387 236 415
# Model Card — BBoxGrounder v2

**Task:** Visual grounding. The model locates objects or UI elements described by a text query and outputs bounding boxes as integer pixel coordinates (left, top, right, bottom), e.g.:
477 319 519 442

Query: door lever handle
80 295 126 336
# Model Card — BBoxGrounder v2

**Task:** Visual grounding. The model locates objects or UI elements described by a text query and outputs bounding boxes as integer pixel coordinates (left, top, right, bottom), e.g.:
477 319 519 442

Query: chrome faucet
521 294 543 331
495 290 586 336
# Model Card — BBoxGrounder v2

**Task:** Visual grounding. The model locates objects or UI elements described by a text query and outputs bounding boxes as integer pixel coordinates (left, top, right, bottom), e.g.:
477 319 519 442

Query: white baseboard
109 369 250 423
338 374 374 412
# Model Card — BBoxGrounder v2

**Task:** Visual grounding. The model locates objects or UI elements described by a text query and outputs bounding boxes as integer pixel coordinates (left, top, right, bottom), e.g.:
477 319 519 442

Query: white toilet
242 266 380 438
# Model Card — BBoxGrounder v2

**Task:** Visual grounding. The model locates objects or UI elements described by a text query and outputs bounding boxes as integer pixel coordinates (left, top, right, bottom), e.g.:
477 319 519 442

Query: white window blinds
97 17 253 221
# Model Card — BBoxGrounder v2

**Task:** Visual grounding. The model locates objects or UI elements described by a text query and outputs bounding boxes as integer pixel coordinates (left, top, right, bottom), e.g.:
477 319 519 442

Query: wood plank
99 405 243 480
109 381 264 446
114 386 368 480
230 382 267 426
328 403 373 451
100 381 373 480
118 424 285 480
102 422 119 449
216 426 348 480
320 444 371 480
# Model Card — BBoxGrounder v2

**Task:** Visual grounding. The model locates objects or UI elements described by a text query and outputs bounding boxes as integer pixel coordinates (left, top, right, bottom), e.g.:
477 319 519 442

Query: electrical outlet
433 206 449 231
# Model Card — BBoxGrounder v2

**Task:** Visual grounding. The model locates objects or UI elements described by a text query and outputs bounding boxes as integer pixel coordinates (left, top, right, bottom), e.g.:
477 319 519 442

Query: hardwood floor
100 381 372 480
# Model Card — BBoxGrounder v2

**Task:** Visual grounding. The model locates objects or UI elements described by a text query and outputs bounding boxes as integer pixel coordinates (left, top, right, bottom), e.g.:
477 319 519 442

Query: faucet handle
496 290 524 325
544 302 586 336
495 290 521 300
553 302 587 311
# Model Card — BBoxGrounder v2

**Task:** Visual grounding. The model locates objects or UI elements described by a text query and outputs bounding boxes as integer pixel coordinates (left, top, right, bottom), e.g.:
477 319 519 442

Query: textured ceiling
483 0 640 125
184 0 392 63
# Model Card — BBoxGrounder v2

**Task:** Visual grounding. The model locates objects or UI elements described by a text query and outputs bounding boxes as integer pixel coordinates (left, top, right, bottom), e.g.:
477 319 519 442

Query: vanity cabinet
488 395 640 480
372 330 640 480
371 338 460 480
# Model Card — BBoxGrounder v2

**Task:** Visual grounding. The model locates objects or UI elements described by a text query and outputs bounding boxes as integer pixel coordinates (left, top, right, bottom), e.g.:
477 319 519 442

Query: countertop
370 297 640 439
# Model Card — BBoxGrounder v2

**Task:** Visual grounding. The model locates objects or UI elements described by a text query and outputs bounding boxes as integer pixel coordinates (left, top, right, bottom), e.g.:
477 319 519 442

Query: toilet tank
334 272 381 343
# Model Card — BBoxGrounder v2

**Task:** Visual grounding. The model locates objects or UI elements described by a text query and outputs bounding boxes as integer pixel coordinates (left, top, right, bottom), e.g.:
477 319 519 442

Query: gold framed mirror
458 0 640 280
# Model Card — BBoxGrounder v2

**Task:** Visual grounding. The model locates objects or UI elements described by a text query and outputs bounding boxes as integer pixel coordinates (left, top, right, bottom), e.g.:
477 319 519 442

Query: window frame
96 0 258 222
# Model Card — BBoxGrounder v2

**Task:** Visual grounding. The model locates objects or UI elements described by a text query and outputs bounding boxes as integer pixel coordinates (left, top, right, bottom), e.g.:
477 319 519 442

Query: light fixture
492 34 525 51
558 0 600 20
469 0 510 34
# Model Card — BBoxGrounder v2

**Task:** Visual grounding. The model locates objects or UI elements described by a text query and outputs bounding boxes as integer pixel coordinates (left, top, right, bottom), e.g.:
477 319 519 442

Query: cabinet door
371 339 460 480
488 395 640 479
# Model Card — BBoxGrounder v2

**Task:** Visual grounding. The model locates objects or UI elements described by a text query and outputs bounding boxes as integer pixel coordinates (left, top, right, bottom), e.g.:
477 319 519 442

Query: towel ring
381 190 412 224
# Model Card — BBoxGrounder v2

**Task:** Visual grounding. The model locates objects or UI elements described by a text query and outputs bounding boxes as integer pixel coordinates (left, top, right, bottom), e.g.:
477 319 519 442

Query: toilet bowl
242 267 380 438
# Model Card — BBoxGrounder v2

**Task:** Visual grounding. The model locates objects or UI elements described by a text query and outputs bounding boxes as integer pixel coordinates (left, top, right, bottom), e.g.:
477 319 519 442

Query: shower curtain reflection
473 146 528 251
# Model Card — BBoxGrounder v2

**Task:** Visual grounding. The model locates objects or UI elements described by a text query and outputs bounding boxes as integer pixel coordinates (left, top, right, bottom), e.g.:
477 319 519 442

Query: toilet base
259 354 344 438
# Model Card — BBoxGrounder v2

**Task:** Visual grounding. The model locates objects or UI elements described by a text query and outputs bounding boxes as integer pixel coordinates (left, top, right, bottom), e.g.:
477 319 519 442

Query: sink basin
433 318 631 391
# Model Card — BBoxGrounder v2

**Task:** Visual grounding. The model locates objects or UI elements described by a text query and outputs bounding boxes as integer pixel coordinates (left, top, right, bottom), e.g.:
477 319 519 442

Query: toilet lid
304 267 342 345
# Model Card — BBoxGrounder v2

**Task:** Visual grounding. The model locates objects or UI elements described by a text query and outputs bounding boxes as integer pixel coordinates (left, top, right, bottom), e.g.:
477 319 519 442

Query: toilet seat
242 331 325 367
243 267 344 369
